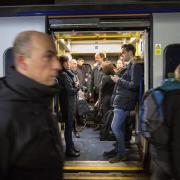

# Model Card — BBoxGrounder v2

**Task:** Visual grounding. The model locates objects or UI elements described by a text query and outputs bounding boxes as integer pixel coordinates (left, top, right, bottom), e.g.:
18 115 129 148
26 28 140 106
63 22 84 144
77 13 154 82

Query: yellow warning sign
155 44 161 55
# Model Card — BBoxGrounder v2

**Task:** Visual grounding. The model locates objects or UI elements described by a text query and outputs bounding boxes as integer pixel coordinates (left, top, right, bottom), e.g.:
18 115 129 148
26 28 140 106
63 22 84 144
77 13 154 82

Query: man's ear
129 51 134 58
15 55 28 71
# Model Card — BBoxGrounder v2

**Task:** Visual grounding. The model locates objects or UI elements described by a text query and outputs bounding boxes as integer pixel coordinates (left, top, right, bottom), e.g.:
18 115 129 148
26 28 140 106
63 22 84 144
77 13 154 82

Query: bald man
0 31 63 180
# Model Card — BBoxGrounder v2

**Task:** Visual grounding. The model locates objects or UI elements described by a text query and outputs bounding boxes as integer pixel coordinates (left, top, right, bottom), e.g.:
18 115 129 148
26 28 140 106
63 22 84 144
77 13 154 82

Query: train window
164 44 180 78
3 47 14 76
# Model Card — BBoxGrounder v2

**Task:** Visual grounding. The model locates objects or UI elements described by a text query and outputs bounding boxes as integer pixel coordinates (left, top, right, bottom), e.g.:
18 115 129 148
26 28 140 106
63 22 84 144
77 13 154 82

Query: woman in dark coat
58 56 80 157
94 61 116 131
99 61 116 114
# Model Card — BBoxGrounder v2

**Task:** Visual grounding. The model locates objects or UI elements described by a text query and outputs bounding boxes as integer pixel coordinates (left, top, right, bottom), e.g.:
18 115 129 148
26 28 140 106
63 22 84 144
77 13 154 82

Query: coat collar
124 62 132 70
6 68 59 101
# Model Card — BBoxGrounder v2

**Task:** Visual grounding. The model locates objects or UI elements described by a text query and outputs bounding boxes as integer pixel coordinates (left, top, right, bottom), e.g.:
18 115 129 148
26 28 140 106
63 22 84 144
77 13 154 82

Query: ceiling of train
55 31 143 42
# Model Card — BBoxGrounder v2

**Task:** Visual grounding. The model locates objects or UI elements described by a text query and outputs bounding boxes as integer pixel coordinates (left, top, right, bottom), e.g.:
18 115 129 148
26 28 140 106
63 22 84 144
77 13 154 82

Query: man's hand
75 82 80 88
94 100 99 108
111 75 119 83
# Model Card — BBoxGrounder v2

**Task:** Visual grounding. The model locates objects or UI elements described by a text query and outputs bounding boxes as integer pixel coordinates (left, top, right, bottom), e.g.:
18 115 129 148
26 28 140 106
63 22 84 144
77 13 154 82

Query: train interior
48 16 150 179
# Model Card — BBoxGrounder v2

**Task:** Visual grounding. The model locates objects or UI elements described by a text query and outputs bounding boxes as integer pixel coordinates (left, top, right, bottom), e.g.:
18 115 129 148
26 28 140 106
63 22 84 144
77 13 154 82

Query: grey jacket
90 64 104 95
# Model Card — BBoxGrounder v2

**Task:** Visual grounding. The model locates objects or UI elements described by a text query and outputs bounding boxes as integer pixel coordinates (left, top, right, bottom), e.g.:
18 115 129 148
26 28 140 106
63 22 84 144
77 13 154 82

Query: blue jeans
111 108 128 155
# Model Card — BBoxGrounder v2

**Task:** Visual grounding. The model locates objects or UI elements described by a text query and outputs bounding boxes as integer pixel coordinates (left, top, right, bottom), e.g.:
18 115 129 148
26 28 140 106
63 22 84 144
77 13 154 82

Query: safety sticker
155 44 161 55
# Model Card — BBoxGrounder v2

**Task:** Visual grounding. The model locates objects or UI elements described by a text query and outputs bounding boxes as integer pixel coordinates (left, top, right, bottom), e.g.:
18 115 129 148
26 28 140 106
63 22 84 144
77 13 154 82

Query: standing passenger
116 57 125 77
90 52 105 102
0 31 63 180
58 56 80 157
77 58 85 86
99 61 116 114
150 64 180 180
69 59 80 138
106 44 143 163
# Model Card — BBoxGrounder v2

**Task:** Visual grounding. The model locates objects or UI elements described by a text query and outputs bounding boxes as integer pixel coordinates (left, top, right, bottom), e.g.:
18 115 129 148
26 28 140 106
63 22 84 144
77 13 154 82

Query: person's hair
59 55 69 69
175 64 180 80
77 58 84 61
101 61 115 75
13 31 33 57
96 52 105 60
122 44 136 56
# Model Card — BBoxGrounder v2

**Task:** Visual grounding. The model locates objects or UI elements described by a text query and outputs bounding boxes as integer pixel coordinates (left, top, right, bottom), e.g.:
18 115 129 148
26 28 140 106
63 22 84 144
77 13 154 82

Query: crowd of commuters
0 30 180 180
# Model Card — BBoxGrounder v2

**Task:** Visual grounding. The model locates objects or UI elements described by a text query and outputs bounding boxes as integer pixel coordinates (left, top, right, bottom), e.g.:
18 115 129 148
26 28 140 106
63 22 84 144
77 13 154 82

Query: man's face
70 60 77 71
25 34 61 86
95 53 103 65
77 59 84 66
121 48 131 62
63 61 70 70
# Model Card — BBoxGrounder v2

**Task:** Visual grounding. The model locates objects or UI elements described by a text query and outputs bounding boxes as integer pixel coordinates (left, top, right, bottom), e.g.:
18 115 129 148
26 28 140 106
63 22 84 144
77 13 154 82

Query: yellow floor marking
64 165 143 171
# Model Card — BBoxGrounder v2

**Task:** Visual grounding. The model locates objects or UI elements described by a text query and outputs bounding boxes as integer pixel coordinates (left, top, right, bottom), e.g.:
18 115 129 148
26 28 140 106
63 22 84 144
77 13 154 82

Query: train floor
61 126 150 179
63 127 140 161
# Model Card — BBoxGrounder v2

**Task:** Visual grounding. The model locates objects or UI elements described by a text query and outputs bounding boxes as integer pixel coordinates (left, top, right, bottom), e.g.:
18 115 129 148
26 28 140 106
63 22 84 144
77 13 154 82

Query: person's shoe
109 154 127 163
73 146 80 153
74 131 80 138
66 149 80 157
103 149 116 158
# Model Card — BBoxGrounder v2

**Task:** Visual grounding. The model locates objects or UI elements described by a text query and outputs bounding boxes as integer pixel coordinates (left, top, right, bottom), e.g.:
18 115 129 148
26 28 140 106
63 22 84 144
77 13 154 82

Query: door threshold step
64 172 149 180
64 161 143 172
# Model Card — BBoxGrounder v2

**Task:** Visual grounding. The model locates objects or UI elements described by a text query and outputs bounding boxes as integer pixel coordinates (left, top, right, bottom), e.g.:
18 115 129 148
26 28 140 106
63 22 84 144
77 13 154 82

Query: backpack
139 88 170 145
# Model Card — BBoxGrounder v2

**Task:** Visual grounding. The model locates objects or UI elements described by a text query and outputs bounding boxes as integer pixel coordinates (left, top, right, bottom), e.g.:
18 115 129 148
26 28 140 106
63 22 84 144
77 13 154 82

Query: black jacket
0 69 63 180
111 62 143 110
58 69 79 121
99 74 115 113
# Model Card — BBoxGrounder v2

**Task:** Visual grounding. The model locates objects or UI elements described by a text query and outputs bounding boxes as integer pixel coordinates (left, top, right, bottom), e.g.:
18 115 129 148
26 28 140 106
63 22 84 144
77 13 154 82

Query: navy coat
58 69 79 122
111 62 143 111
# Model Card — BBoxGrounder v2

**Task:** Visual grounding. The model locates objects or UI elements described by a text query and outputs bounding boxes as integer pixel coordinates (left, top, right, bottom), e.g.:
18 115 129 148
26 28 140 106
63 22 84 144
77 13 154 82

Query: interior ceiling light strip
55 35 133 40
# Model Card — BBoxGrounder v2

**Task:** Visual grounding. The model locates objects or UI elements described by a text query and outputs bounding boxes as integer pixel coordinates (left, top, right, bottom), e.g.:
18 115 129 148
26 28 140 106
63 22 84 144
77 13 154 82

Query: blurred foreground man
0 31 64 180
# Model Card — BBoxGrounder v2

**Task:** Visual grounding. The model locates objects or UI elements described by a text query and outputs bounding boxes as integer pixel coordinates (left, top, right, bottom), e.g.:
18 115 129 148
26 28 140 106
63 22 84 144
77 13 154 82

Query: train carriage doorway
49 15 151 175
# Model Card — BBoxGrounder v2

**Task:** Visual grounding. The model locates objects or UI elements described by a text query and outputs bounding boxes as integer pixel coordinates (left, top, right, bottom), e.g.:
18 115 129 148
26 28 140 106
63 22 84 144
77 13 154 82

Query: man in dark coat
0 31 64 180
77 58 85 86
58 56 80 157
104 44 143 163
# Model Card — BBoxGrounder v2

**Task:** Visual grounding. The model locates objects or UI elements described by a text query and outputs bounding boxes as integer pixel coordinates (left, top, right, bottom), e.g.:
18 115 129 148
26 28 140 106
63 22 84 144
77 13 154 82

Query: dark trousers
64 112 74 150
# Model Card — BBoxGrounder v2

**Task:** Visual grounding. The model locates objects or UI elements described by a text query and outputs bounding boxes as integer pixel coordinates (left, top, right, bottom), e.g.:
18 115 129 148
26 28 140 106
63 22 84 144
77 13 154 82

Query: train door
153 13 180 87
49 15 151 178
